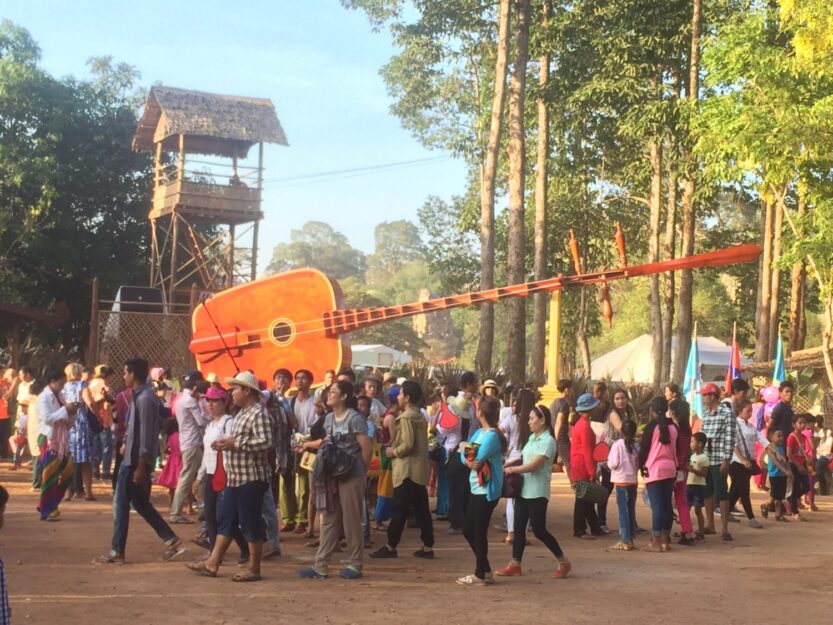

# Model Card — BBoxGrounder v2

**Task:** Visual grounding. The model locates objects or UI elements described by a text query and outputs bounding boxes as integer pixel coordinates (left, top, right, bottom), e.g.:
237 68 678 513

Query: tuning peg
568 229 583 274
600 282 613 328
614 222 627 268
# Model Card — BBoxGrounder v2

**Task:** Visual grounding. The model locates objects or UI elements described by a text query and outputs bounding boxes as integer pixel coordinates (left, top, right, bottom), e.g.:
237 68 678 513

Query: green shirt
521 431 556 500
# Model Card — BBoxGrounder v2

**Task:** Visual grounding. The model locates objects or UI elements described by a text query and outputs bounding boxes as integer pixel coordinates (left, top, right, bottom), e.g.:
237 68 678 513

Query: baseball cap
182 370 204 390
698 383 720 396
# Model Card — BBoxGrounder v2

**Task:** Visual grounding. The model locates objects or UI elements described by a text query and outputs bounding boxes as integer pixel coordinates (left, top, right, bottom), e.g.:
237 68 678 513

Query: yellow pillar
539 289 562 405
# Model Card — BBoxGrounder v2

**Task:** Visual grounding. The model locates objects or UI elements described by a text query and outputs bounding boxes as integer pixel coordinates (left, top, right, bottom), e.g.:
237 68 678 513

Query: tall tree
673 0 702 384
266 221 366 279
476 0 512 375
505 0 530 385
531 0 551 383
648 137 664 388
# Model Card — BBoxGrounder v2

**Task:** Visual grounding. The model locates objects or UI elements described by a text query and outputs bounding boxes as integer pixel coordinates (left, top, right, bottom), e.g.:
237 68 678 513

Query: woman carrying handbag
495 404 571 579
570 393 604 539
729 400 770 529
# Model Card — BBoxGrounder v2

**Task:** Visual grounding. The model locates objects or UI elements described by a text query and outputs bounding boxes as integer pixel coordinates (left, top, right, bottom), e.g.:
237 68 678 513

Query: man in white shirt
290 369 316 533
169 371 210 523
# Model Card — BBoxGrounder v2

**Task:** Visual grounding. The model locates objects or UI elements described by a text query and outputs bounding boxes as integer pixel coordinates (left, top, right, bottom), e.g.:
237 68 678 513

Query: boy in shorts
687 432 709 542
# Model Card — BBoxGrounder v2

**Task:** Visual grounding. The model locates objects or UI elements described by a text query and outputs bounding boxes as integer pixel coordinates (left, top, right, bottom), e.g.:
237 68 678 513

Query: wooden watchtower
132 86 288 303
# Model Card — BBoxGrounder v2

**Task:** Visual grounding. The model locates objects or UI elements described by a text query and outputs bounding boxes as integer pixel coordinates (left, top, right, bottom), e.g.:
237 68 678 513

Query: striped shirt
700 402 736 465
227 402 274 487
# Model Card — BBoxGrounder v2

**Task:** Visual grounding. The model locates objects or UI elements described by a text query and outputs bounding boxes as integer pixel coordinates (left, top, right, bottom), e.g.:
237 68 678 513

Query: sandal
186 560 218 577
231 570 262 582
92 551 125 565
503 533 513 544
639 541 663 553
721 532 733 541
607 541 633 552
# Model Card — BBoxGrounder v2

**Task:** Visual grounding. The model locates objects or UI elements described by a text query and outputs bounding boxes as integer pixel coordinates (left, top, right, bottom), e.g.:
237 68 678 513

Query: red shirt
787 431 807 464
569 417 596 482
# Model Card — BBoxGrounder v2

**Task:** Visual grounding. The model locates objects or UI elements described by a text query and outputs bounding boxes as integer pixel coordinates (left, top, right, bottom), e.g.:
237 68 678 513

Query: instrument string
192 244 761 354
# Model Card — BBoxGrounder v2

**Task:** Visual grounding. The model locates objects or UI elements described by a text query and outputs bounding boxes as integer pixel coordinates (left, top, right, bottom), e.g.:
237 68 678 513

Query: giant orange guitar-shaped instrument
190 242 762 381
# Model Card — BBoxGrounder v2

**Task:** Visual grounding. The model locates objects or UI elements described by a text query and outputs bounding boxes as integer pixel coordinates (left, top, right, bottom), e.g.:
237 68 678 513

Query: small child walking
761 427 792 522
786 415 810 521
607 419 640 551
686 432 709 542
155 419 182 509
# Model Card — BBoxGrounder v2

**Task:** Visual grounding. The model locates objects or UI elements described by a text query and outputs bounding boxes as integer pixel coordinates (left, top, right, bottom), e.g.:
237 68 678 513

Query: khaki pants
314 474 365 574
170 446 202 518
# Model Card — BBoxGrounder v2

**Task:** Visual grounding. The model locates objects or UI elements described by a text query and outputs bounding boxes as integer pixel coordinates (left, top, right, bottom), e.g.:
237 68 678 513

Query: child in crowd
761 427 792 522
12 381 40 470
686 432 709 542
800 414 818 511
607 419 639 551
155 418 182 509
786 415 810 521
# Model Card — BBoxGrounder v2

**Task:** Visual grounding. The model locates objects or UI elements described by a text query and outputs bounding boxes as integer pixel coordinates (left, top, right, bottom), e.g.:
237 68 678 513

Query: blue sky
4 1 467 272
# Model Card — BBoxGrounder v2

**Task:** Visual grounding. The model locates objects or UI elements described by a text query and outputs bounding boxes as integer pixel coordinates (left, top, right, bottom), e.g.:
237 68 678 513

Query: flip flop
232 570 262 582
186 561 218 577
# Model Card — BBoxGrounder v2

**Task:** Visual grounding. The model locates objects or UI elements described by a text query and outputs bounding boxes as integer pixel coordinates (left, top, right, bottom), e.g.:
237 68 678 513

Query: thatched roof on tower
132 86 288 158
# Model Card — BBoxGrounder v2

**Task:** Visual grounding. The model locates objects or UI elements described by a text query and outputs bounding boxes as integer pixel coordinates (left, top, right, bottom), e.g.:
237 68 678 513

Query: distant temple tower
132 86 287 302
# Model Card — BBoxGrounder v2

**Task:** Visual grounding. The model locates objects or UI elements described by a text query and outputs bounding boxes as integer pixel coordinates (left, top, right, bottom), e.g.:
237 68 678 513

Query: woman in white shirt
729 400 771 528
198 386 248 560
499 388 535 545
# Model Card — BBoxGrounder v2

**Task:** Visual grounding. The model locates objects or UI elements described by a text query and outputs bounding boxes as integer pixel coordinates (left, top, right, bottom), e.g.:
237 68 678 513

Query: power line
264 155 452 186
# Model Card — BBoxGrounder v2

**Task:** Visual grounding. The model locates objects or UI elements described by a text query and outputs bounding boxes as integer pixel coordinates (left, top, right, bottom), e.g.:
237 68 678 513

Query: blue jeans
98 429 114 476
615 485 637 543
261 486 281 548
435 447 449 516
111 461 176 555
645 478 675 537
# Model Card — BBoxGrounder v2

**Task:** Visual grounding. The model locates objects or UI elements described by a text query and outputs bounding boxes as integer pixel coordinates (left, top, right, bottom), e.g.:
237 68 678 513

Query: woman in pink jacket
569 393 603 538
637 397 678 552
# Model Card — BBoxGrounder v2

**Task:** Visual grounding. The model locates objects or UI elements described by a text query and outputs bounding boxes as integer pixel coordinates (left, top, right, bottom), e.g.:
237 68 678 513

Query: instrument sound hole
270 320 294 346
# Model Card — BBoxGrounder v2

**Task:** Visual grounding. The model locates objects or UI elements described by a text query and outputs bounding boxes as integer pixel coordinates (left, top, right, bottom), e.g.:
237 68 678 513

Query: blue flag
772 333 786 384
682 335 703 418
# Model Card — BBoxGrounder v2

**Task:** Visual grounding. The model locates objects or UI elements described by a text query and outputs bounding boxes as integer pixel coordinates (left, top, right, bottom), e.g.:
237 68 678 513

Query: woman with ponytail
637 397 679 552
496 404 571 579
456 396 506 586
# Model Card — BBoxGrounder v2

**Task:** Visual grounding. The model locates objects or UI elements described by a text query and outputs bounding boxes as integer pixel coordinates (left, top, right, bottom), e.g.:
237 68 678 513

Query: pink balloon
760 385 780 404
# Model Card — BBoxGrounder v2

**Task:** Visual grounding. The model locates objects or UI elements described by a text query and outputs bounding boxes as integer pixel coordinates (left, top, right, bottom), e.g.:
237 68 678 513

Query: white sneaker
748 518 764 529
456 574 486 586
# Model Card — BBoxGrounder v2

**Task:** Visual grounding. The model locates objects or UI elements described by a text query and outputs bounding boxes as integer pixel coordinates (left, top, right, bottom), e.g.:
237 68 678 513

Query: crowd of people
1 360 831 587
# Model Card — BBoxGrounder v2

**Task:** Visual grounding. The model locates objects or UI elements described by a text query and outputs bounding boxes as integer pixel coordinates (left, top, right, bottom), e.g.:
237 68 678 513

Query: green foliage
0 21 151 354
266 221 367 280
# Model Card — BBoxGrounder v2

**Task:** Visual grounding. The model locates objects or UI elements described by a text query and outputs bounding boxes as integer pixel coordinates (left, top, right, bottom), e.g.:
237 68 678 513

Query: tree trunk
788 194 807 353
475 0 511 375
578 287 592 378
755 197 775 360
531 1 551 385
505 0 530 386
672 0 702 385
662 151 677 384
768 191 785 357
823 296 833 388
649 139 664 389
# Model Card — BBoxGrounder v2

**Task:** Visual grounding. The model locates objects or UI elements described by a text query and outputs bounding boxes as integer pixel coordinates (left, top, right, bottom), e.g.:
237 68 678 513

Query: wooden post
170 213 179 306
188 283 199 368
87 277 100 367
251 142 264 282
539 276 563 406
228 224 236 287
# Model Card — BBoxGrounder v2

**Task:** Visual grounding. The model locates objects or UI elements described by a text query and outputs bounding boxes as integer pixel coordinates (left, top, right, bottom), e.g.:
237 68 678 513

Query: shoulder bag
737 423 761 475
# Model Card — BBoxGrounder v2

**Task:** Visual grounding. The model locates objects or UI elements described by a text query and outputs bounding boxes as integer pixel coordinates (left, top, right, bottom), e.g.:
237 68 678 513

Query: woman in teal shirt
457 396 506 586
496 404 571 579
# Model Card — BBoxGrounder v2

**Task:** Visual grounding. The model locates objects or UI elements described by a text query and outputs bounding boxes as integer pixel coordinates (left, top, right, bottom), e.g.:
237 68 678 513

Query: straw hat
480 379 500 394
206 372 220 384
224 371 261 393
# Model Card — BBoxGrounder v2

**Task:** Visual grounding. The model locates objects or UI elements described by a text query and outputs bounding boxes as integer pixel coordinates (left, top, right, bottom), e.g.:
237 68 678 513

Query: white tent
590 334 752 384
351 344 413 369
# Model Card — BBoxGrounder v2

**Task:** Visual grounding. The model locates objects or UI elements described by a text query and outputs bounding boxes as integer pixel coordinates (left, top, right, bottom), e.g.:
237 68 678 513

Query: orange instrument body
190 268 349 383
190 244 763 382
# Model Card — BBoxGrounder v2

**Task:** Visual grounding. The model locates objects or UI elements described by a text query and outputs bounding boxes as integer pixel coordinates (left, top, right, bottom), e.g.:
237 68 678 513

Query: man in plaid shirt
698 383 736 541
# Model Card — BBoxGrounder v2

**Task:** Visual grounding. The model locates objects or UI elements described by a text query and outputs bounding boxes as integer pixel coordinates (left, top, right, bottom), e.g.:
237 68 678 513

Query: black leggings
512 497 564 563
788 464 809 513
462 494 498 579
573 497 602 536
729 462 754 519
387 478 434 549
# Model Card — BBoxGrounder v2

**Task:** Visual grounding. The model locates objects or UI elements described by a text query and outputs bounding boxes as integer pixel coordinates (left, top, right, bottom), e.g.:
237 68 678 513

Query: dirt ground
1 465 830 625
